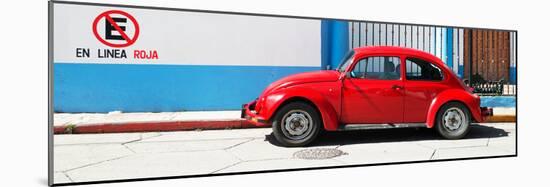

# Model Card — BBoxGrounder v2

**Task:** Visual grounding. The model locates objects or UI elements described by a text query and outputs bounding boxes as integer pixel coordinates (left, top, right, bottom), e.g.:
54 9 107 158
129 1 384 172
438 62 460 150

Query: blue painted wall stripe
330 21 350 69
480 96 516 108
446 27 453 69
54 63 320 113
321 20 349 70
509 67 517 84
321 20 332 70
458 65 464 79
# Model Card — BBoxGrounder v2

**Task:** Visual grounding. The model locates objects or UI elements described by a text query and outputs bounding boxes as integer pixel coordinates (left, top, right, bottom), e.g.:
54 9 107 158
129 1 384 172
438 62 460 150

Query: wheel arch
272 96 320 122
263 88 339 131
426 89 482 128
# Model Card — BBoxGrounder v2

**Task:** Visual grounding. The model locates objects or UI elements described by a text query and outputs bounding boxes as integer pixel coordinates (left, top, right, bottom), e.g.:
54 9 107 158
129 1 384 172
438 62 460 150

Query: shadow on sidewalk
265 124 511 147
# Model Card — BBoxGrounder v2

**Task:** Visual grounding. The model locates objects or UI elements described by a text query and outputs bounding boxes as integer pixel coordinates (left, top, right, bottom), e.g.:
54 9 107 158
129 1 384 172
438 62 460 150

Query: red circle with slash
92 10 140 48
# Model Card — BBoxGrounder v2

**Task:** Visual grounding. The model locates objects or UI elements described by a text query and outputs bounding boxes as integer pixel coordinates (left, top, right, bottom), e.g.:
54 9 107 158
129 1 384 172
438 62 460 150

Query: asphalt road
53 123 516 184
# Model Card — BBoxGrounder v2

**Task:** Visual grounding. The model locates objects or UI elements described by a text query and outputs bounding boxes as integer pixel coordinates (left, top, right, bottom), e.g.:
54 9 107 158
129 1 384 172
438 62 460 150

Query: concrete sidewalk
54 108 516 134
53 123 516 183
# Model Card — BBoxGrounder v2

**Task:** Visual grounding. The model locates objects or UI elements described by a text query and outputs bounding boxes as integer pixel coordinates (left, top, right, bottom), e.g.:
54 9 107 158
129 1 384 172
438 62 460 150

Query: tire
272 102 322 147
435 102 471 139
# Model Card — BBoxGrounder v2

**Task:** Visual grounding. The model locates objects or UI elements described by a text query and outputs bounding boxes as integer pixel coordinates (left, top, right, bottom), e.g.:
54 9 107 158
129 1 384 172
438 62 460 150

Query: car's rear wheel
435 102 471 139
272 102 321 147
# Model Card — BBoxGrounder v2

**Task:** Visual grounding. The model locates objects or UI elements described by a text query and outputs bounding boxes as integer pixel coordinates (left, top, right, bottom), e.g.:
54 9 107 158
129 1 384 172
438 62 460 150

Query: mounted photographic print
49 1 517 185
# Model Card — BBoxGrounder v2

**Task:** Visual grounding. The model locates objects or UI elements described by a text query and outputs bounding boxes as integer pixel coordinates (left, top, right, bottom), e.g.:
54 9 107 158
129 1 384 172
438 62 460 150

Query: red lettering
133 50 140 59
133 50 159 60
151 51 158 59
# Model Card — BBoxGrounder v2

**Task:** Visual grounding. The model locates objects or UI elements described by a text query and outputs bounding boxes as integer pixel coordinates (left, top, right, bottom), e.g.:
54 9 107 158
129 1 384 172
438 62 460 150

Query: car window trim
349 55 403 81
404 56 446 82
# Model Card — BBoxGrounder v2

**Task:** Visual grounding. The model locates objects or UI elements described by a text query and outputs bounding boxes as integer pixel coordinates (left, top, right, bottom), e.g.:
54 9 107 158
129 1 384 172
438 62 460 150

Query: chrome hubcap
282 110 313 140
443 107 466 131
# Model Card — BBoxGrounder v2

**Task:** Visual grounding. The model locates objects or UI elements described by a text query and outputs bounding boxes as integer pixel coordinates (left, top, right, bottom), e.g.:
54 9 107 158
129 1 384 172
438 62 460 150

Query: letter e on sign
92 10 140 48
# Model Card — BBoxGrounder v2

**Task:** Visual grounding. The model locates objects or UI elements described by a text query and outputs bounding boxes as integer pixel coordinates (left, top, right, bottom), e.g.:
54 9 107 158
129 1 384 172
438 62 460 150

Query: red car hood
261 70 340 95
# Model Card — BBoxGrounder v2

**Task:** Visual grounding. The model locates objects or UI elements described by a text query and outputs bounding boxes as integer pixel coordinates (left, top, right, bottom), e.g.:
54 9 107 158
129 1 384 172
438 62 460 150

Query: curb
54 119 259 134
54 115 516 134
485 115 516 123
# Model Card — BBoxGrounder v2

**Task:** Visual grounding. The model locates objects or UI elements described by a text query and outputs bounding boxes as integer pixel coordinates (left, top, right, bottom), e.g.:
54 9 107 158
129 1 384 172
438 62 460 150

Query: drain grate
293 148 345 160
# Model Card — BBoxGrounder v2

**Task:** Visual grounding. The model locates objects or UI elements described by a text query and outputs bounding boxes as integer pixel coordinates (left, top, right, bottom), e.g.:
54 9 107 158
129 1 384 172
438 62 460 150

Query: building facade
53 4 516 112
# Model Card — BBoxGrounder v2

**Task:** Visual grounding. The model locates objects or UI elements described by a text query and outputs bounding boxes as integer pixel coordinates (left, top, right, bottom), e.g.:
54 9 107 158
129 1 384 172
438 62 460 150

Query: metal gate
348 22 517 95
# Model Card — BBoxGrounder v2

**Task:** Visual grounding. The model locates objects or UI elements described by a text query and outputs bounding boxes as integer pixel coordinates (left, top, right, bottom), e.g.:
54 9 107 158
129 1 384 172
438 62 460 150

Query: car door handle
392 85 403 90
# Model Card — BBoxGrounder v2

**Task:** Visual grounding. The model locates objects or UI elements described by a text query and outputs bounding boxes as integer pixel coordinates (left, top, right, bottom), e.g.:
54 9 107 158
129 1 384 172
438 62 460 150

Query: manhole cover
293 148 345 160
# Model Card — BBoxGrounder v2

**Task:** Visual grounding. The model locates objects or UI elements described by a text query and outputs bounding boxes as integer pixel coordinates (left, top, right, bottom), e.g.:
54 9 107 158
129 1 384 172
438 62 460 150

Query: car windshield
336 51 355 73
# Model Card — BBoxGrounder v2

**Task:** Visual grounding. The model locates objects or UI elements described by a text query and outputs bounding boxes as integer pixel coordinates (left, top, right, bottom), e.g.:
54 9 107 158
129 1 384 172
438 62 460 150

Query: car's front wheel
272 102 321 147
435 102 471 139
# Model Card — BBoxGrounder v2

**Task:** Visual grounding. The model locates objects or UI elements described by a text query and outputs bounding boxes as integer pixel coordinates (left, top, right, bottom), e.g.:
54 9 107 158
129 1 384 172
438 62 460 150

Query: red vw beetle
242 46 493 147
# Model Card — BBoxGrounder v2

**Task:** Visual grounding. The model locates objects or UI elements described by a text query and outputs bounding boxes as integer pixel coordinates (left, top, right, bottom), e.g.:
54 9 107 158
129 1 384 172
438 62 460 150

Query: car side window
405 57 443 81
351 59 367 78
351 56 401 80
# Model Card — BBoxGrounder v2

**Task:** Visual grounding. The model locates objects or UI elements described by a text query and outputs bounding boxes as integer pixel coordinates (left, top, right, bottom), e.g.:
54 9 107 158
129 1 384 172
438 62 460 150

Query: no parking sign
71 9 158 61
92 10 140 48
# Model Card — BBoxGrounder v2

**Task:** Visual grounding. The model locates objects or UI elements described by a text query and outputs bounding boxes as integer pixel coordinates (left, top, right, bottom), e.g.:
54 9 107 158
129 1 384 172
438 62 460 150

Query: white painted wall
54 3 321 67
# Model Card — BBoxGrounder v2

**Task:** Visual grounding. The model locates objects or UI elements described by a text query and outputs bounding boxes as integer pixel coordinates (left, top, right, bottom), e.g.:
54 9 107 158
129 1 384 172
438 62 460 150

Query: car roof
353 46 445 66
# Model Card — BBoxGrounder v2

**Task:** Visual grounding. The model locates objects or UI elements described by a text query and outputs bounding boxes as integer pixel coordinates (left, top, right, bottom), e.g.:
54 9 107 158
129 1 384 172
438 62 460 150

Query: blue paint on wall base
480 96 516 108
55 62 516 112
54 63 320 113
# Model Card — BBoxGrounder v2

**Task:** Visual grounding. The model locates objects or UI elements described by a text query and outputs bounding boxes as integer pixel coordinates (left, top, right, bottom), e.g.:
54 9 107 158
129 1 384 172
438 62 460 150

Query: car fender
426 89 482 128
261 87 340 131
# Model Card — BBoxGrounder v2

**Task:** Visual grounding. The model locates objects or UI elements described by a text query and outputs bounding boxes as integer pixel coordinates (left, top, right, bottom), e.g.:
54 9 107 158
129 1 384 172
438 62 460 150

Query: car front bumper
241 101 269 127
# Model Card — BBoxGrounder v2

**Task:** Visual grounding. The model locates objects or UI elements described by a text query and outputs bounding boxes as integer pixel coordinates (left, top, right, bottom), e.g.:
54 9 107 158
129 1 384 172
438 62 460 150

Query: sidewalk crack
430 149 437 160
122 133 162 145
140 133 162 141
63 155 131 173
62 172 74 182
122 144 136 153
210 161 243 174
224 138 255 151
